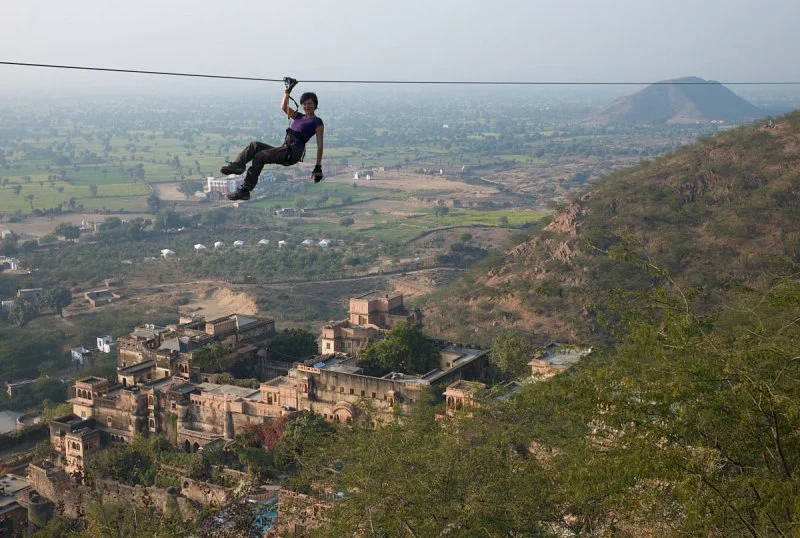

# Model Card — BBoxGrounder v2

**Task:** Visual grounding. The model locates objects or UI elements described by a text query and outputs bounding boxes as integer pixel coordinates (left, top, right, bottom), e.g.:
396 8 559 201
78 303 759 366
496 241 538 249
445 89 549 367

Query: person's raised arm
281 90 297 119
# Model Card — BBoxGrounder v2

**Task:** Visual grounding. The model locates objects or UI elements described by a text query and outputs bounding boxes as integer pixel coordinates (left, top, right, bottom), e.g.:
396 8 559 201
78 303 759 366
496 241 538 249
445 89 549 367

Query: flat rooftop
448 380 487 394
52 414 85 427
131 326 169 339
0 474 30 510
440 346 487 367
143 376 176 392
76 376 109 386
236 314 265 329
535 346 593 367
312 355 362 375
354 291 400 301
118 360 156 375
263 377 298 389
381 371 428 385
195 383 260 400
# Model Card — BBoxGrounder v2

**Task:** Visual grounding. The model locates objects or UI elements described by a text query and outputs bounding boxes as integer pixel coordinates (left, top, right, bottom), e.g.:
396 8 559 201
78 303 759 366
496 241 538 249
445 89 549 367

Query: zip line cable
2 61 800 86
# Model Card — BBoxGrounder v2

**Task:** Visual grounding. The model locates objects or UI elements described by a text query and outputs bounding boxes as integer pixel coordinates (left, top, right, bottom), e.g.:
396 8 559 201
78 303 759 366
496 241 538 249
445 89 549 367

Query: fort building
320 292 421 356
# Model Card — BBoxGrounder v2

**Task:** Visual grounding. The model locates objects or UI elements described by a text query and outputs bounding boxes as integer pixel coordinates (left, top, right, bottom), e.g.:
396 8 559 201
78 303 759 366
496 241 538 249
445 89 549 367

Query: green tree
154 209 183 231
146 193 161 213
433 205 450 221
89 184 98 197
191 342 232 373
293 196 307 216
12 184 21 196
48 286 73 317
177 180 204 199
7 297 29 327
339 216 355 228
489 328 534 378
358 321 439 375
200 209 228 231
54 222 81 242
296 403 550 537
273 412 335 471
267 328 318 362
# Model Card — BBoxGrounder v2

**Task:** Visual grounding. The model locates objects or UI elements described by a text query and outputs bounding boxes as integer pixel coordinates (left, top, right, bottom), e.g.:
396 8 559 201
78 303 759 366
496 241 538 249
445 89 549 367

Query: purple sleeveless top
288 114 323 147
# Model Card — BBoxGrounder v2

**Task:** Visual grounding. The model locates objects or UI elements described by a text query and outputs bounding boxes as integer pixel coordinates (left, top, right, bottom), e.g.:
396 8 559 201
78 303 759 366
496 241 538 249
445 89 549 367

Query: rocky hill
423 111 800 344
594 76 764 124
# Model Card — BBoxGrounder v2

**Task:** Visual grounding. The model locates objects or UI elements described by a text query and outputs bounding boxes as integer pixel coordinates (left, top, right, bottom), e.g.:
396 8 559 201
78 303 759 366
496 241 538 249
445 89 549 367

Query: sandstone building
320 292 421 355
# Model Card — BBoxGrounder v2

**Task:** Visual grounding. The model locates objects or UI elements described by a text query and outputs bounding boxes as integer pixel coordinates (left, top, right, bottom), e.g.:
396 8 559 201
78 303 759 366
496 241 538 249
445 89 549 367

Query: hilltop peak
594 75 763 124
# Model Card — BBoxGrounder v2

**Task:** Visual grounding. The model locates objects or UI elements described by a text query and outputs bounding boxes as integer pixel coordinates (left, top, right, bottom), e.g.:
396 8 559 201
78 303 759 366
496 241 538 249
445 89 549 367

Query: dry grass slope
424 111 800 344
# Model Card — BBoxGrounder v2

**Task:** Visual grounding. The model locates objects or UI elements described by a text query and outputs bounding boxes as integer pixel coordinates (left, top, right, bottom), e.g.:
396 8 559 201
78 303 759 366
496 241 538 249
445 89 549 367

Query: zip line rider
221 77 324 201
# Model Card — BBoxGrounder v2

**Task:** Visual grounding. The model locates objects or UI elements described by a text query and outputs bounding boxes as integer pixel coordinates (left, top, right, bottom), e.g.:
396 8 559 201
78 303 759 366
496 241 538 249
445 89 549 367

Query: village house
16 288 44 302
84 288 120 308
5 379 37 398
0 257 22 271
96 335 114 353
320 292 422 356
70 346 93 366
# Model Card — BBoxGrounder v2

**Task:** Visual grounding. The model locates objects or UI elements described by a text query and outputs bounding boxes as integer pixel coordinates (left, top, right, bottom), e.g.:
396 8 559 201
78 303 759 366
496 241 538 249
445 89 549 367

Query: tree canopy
358 321 440 376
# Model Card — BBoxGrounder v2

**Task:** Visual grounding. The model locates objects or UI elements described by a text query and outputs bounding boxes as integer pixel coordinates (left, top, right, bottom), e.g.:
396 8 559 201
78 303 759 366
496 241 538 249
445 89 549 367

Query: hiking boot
226 187 250 201
220 162 246 175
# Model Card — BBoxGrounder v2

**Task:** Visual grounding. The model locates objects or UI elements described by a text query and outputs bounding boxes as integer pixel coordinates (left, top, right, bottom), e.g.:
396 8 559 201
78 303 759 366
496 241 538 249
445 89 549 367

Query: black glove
283 77 298 94
312 165 324 183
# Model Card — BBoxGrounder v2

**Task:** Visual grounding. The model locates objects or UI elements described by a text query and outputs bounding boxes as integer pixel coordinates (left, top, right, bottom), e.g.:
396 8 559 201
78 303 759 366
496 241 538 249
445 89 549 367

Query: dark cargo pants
233 141 302 190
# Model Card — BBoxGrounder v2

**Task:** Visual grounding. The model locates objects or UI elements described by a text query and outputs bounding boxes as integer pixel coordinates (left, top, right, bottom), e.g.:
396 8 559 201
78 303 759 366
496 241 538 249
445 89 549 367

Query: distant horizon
4 0 799 98
1 73 798 114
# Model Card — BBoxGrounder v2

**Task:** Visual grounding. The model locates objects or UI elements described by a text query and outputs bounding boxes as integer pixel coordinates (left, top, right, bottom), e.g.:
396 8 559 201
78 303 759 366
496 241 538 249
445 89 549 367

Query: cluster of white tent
190 238 333 251
162 238 334 257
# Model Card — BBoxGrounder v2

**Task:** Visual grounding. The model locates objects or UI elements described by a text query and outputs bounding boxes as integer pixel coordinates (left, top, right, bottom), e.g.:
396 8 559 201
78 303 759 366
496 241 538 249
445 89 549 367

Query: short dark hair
300 92 318 109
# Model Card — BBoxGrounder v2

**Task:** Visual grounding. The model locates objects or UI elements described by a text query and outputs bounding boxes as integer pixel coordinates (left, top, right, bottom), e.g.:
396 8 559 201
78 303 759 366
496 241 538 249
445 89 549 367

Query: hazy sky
2 0 799 97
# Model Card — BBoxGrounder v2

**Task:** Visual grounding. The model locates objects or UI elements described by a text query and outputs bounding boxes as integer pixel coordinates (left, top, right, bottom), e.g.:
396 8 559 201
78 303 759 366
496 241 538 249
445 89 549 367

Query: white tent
258 239 270 246
278 240 286 248
214 241 225 249
301 239 315 246
233 240 245 248
160 249 176 258
318 239 332 247
194 244 207 251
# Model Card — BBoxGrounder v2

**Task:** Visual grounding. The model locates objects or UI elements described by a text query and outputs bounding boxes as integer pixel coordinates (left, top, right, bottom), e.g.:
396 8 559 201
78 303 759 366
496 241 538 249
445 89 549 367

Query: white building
205 175 244 196
160 249 176 258
96 335 114 353
194 244 207 251
233 240 245 248
214 241 225 249
258 239 270 246
71 346 93 365
318 239 332 248
0 257 21 271
301 239 315 246
278 240 286 248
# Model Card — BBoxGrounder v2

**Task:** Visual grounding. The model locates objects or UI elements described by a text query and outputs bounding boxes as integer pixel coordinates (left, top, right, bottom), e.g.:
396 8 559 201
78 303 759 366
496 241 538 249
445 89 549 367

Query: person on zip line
221 78 324 201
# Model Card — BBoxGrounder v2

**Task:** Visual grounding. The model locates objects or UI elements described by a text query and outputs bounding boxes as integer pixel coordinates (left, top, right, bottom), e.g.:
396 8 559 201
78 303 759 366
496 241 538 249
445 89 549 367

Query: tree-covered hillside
424 111 800 345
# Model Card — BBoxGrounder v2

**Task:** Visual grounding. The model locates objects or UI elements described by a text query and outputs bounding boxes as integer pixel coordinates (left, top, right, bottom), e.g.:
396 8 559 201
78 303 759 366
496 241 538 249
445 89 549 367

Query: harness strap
284 129 306 163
